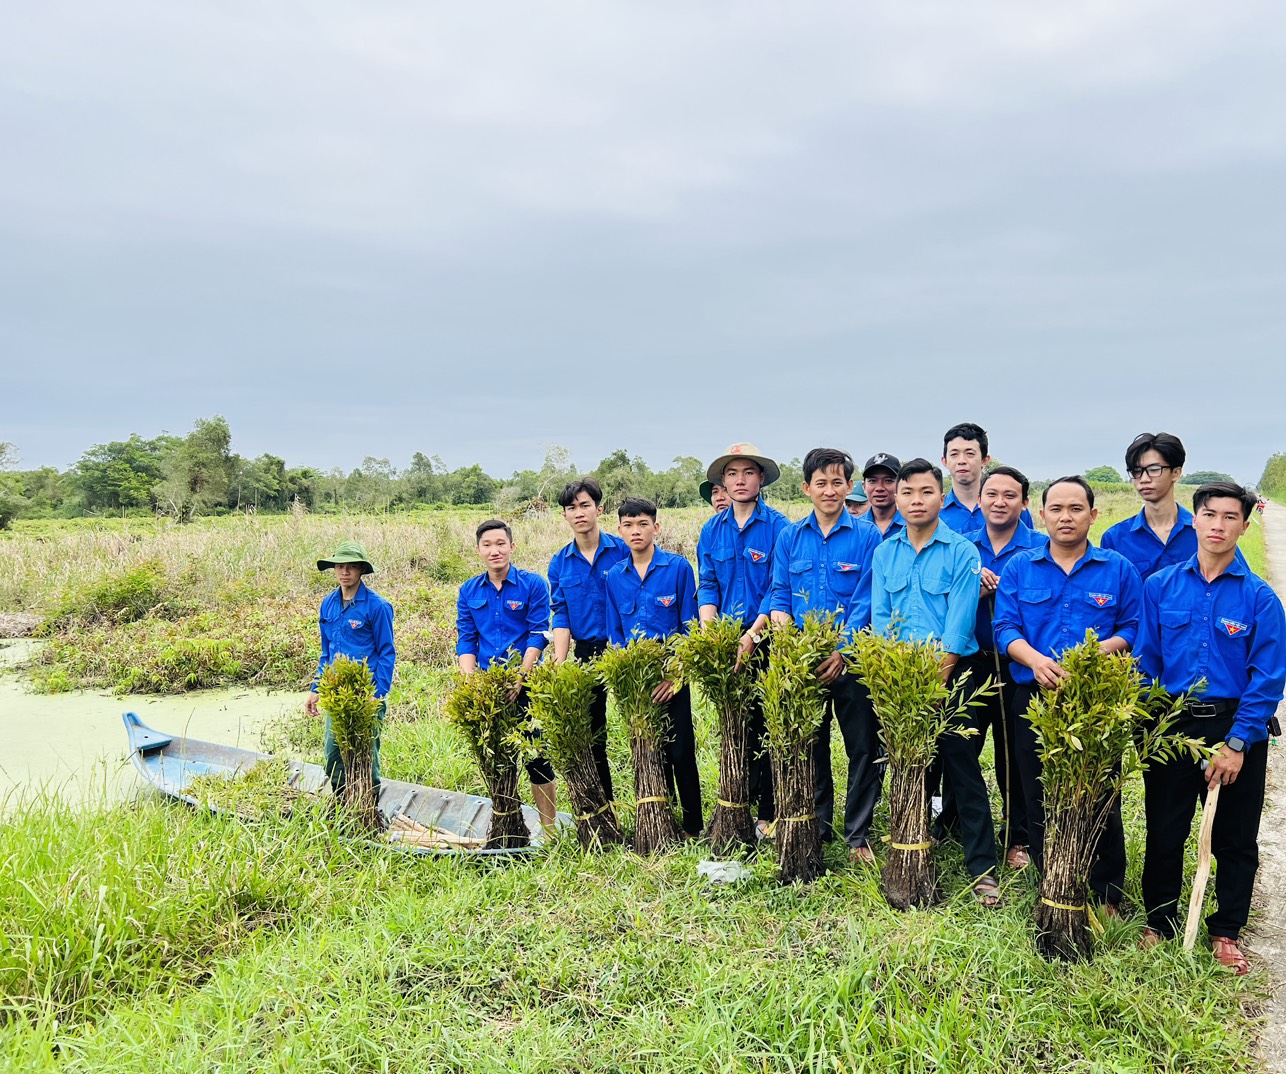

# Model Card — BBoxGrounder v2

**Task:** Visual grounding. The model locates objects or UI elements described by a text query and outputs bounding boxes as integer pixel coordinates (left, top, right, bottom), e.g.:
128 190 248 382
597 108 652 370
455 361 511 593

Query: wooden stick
1184 781 1221 951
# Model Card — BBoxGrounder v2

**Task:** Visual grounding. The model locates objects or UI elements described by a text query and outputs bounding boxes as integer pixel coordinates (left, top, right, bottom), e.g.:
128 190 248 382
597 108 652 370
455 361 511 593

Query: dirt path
1250 502 1286 1071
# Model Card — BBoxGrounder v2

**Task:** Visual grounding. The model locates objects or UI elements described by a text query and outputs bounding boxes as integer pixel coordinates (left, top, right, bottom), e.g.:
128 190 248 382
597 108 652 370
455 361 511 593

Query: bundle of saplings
849 630 984 909
444 655 532 850
1025 631 1199 961
524 658 624 850
596 637 681 854
671 615 760 853
317 654 384 834
759 613 845 883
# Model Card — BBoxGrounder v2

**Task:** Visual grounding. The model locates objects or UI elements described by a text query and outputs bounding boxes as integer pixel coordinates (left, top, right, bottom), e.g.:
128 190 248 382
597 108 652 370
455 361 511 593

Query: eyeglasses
1128 465 1173 480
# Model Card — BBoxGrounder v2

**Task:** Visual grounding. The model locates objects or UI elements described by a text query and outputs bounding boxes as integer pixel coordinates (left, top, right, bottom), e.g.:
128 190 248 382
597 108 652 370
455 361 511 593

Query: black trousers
1142 712 1267 940
933 663 1000 879
741 644 775 822
516 689 556 785
573 638 614 801
662 685 704 835
813 674 883 848
1010 682 1126 904
938 651 1029 847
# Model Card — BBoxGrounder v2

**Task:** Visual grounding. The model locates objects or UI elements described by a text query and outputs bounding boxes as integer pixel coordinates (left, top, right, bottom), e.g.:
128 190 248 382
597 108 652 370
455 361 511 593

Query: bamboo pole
1183 781 1221 951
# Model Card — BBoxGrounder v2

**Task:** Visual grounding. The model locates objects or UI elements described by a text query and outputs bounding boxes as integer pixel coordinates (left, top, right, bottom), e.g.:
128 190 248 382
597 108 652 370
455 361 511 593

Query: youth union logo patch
347 619 364 629
1221 617 1249 637
836 562 858 572
748 548 767 563
1089 593 1113 607
506 600 524 611
657 594 676 607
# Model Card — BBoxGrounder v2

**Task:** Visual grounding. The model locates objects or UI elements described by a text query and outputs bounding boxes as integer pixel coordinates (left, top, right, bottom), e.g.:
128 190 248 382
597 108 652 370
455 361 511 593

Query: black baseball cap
862 453 901 478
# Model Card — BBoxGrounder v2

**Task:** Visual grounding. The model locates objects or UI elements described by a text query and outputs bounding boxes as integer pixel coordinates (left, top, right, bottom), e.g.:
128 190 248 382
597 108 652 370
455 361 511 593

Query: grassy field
0 488 1274 1071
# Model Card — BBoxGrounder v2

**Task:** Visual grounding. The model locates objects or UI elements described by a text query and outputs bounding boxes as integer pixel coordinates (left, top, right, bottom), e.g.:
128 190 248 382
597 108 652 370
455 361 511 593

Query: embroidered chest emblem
748 548 767 563
836 562 858 572
657 595 676 607
1221 617 1249 637
506 600 525 611
1089 593 1112 607
347 619 364 629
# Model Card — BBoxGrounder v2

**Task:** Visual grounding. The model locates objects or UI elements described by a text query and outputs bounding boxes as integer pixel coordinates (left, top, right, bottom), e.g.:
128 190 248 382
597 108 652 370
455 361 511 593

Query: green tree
1084 465 1125 483
231 454 284 510
156 416 234 521
1179 470 1235 486
1260 454 1286 499
0 442 23 529
75 434 177 510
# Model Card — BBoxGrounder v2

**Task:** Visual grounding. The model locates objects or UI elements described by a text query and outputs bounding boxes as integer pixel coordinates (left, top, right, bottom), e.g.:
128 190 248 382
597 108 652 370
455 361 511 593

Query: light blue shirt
867 520 982 656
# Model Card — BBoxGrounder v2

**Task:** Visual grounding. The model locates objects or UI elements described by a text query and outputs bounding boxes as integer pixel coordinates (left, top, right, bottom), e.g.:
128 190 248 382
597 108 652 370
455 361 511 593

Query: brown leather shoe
1212 936 1250 976
1005 844 1030 870
849 845 876 865
1139 928 1163 950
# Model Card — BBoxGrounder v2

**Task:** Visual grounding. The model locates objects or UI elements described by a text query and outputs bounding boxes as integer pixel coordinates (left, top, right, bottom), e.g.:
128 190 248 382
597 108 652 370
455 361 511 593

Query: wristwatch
1225 737 1247 754
747 632 763 645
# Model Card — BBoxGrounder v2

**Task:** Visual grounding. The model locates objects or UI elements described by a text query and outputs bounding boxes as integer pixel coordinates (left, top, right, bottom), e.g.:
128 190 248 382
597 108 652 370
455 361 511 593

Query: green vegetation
1260 453 1286 501
317 654 383 831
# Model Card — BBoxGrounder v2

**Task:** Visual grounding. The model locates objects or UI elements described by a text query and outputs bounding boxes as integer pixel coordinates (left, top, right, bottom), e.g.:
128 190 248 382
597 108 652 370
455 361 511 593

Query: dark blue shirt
313 582 396 698
548 531 630 642
697 499 791 623
605 548 699 645
970 522 1044 651
867 521 981 656
456 566 550 669
1137 556 1286 746
769 510 881 628
858 510 906 543
1101 505 1245 581
941 490 1035 535
993 543 1143 686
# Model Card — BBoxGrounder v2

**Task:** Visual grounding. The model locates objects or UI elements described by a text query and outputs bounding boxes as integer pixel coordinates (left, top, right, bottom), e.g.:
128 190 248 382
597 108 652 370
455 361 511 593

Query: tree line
0 417 1253 528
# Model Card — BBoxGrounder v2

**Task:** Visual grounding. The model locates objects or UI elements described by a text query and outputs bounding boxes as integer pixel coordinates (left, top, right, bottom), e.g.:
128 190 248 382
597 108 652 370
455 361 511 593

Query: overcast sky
3 2 1284 482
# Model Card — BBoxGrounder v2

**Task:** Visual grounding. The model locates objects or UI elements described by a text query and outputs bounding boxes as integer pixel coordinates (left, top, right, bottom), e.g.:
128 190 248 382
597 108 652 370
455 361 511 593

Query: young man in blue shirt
604 497 703 837
1137 483 1286 974
548 477 630 800
699 480 732 514
767 447 882 862
939 466 1040 869
939 422 1034 535
697 442 790 836
857 453 904 541
456 519 557 830
866 458 1000 904
307 540 396 799
992 475 1143 914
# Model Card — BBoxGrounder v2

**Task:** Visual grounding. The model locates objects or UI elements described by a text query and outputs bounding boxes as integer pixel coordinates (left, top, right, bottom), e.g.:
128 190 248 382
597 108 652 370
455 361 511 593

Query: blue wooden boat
122 711 562 856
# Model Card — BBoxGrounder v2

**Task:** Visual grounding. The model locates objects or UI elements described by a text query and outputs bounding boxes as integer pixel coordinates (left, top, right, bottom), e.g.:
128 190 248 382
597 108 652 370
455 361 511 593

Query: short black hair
1193 481 1257 521
617 496 658 521
897 458 944 491
943 422 989 458
802 448 854 484
1125 432 1186 473
476 518 513 543
1042 475 1095 509
981 464 1030 501
558 478 603 508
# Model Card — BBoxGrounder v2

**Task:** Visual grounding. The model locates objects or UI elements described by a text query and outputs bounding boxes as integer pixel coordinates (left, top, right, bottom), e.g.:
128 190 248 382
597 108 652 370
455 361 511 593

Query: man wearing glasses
1102 432 1241 581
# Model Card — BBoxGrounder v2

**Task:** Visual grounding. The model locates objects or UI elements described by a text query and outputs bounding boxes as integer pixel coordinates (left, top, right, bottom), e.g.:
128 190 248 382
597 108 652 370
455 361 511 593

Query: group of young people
307 424 1285 976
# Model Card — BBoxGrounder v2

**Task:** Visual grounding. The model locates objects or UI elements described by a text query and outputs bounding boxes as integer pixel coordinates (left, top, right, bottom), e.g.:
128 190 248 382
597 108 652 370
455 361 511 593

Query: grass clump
671 615 760 854
186 758 303 820
1027 631 1204 961
850 629 983 909
760 613 844 884
443 655 532 849
525 659 624 850
317 655 383 833
597 637 682 855
38 559 169 634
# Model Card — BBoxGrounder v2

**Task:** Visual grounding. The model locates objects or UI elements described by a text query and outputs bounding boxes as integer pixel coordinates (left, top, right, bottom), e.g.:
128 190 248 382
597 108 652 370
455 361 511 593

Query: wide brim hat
846 486 869 503
317 539 375 576
699 480 717 506
706 442 781 487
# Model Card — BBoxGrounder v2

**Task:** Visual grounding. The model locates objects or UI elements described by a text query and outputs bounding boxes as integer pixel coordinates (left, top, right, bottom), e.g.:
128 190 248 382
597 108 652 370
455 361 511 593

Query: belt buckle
1188 702 1217 718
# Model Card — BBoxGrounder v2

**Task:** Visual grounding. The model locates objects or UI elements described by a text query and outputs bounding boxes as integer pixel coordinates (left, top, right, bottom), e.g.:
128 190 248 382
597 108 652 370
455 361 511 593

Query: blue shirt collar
1031 539 1109 571
1129 503 1194 534
970 521 1037 555
943 489 978 511
1178 551 1248 579
803 508 857 537
888 518 955 548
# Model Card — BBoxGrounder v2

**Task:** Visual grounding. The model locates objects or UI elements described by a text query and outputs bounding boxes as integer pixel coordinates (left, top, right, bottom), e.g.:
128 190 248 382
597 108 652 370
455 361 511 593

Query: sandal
849 845 877 865
973 877 1002 908
756 819 774 841
1212 936 1250 976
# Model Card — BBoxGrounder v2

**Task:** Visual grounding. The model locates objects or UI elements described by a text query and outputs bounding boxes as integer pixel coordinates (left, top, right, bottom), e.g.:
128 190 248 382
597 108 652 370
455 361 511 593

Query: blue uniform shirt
697 498 791 623
868 521 981 656
1137 556 1286 746
992 543 1143 685
858 510 906 543
970 522 1044 651
768 509 881 628
941 490 1035 535
456 566 550 669
605 547 699 645
1101 505 1245 581
548 531 630 642
313 582 396 698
